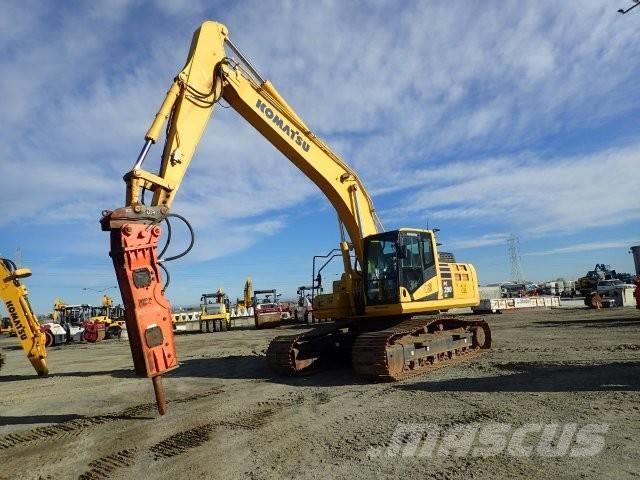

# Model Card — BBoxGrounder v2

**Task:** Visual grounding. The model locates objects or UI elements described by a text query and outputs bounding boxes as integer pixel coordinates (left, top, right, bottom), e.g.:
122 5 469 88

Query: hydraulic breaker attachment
102 207 177 415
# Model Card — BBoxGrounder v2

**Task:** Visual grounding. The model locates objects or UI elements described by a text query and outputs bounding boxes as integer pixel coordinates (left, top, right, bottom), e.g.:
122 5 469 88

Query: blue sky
1 1 639 313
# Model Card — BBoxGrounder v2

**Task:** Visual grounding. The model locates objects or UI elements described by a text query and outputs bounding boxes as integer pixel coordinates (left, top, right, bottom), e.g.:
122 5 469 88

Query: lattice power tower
508 234 524 283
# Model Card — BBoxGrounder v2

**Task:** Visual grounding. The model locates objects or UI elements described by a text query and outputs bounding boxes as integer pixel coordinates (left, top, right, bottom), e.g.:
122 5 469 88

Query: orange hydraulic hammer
101 206 177 415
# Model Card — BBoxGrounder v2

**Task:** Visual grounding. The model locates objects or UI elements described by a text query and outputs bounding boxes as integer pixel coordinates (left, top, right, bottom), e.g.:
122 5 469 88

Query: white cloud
451 233 512 250
525 240 640 256
382 144 640 235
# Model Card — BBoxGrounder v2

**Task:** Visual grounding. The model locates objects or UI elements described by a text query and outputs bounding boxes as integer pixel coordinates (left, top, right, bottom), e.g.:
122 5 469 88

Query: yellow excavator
0 258 48 375
235 277 253 316
101 21 490 414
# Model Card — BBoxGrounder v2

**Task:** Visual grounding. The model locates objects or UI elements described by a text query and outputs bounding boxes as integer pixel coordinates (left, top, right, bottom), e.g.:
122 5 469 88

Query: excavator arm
0 259 48 375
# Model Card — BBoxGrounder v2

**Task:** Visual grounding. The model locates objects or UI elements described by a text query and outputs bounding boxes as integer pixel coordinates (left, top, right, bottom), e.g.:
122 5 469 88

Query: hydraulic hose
159 213 194 263
158 218 172 259
151 212 194 292
158 262 171 293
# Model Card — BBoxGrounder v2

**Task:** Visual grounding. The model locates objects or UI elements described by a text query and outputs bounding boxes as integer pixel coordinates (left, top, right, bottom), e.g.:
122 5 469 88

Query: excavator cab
364 229 437 306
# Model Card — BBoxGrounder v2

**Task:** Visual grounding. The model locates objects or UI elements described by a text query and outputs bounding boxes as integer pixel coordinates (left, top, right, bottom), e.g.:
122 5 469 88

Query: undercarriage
266 316 491 381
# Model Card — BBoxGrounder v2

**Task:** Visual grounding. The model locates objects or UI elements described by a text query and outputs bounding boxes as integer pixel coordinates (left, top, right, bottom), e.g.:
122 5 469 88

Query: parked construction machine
576 263 635 296
44 302 87 346
294 286 315 323
0 258 48 375
253 289 283 329
200 289 231 332
84 295 126 342
101 21 490 414
234 277 253 317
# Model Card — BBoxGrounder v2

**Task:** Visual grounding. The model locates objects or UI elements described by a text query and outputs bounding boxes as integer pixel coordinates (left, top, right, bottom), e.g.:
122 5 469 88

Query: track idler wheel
385 344 406 379
266 335 320 375
267 326 351 376
471 322 491 349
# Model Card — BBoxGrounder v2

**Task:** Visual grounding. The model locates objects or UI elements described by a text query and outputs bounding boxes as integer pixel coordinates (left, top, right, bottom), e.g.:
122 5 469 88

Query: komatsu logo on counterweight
5 300 28 340
256 99 310 152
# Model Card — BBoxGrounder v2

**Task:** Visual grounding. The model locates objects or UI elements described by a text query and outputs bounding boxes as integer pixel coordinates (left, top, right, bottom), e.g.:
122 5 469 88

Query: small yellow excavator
101 21 490 414
0 258 48 375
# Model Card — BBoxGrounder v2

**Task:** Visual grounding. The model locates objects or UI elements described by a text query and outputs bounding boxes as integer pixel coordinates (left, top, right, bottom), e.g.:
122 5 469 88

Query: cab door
398 231 438 302
399 233 424 295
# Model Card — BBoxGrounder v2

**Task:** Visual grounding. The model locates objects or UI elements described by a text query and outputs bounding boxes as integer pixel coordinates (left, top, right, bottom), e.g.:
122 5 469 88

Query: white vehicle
40 322 84 346
596 279 635 295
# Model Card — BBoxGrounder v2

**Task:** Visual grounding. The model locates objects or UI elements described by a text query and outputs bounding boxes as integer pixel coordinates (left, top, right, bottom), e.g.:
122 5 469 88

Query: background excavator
235 277 253 317
101 21 490 414
0 258 48 375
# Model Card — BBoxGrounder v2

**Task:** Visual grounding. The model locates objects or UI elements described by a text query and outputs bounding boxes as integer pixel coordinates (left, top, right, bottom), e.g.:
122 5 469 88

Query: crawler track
266 322 350 375
352 317 491 381
266 316 491 380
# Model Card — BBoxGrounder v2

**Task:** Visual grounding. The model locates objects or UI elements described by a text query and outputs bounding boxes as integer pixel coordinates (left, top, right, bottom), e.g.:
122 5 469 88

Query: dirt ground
1 307 639 480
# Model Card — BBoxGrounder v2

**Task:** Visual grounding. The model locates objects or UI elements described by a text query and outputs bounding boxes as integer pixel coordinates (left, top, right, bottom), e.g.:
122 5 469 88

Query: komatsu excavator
0 258 48 375
101 21 490 414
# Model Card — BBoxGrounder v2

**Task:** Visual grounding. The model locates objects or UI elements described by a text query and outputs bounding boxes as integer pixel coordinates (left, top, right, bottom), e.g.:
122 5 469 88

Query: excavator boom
0 258 48 375
118 21 381 263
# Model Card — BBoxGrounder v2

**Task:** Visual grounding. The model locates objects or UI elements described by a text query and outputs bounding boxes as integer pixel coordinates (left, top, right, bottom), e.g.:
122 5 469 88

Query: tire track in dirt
149 408 276 460
77 448 137 480
150 424 216 460
149 392 308 461
0 389 223 450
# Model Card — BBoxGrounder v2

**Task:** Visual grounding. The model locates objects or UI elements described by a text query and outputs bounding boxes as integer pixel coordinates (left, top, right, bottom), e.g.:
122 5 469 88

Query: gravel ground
0 307 639 479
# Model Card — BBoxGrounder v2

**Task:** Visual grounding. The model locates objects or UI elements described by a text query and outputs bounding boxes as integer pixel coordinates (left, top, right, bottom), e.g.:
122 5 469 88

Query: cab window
399 234 424 293
365 236 399 305
420 233 437 280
